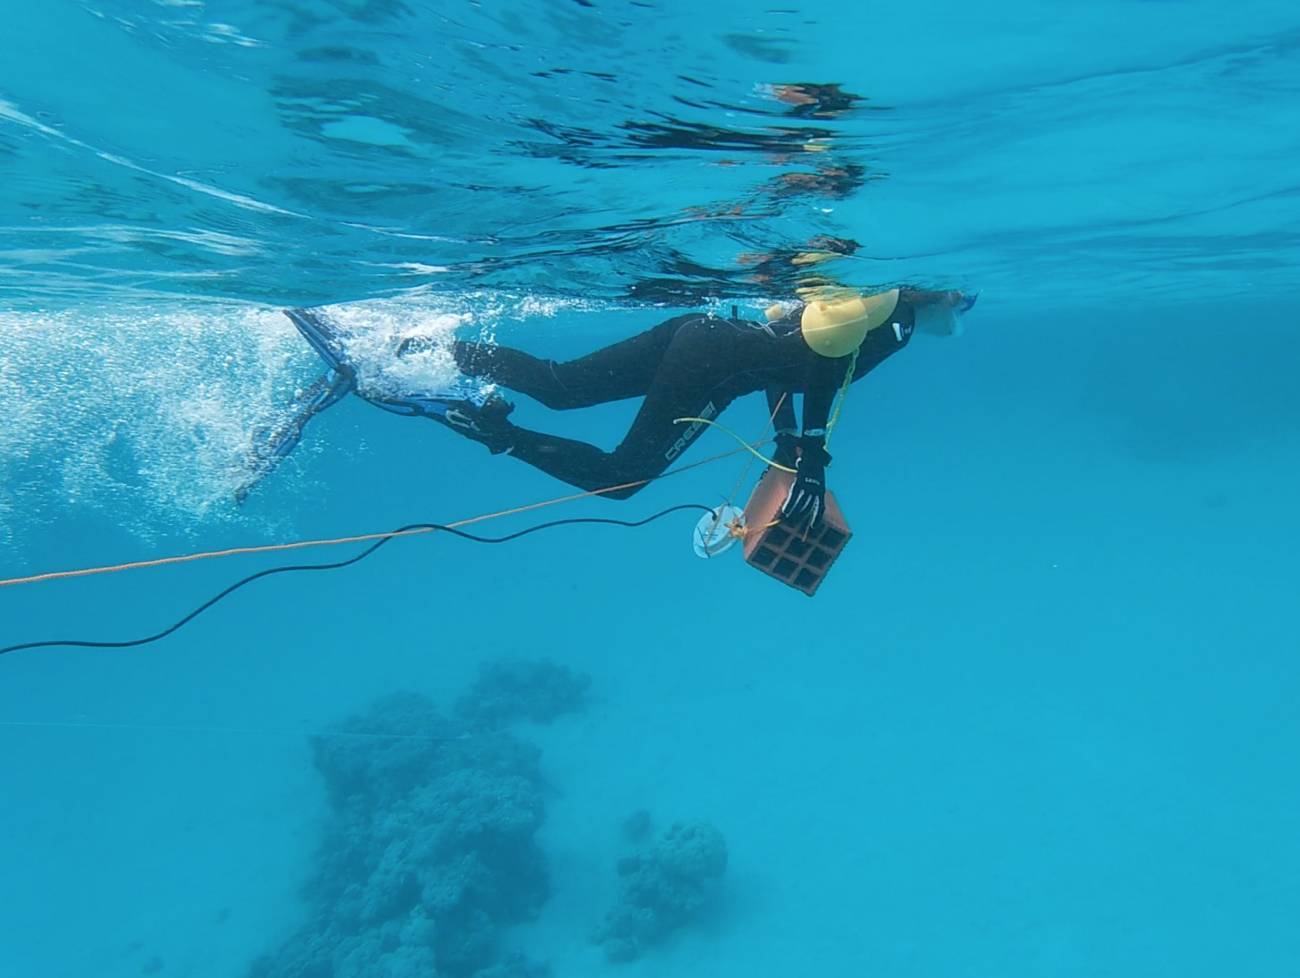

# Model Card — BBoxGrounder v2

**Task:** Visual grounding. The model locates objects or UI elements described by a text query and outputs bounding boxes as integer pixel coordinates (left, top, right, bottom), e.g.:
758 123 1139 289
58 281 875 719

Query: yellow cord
824 347 859 446
672 417 797 473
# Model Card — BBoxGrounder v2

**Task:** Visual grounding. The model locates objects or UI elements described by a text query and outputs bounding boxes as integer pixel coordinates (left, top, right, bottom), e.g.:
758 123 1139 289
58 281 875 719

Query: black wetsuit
452 302 915 498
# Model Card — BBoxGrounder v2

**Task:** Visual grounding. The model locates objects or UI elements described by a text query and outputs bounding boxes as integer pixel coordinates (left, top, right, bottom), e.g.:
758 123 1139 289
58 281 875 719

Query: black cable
0 504 714 657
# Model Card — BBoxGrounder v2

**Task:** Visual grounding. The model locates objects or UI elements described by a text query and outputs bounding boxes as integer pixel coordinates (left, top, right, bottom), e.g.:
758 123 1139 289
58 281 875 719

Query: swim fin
279 305 516 459
285 305 513 432
284 307 355 373
363 386 515 452
236 367 355 504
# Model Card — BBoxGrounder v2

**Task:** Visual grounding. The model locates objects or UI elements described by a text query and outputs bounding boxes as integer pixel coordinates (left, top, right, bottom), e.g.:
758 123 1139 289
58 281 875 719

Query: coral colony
593 820 729 962
251 661 726 977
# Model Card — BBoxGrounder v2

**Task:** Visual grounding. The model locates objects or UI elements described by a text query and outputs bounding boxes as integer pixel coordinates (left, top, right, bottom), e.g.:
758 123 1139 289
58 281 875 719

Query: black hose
0 504 714 657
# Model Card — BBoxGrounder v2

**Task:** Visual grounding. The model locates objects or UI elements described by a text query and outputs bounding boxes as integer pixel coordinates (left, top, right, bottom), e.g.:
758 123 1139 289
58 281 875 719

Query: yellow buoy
800 288 900 357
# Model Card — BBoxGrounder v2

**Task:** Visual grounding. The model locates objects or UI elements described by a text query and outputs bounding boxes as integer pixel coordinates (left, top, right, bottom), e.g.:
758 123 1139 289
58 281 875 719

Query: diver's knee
535 388 587 411
599 458 663 499
599 481 646 501
535 361 594 410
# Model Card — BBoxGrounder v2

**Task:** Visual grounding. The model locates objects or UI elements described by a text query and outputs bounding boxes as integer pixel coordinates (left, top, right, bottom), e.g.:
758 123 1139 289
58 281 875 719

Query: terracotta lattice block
741 469 852 596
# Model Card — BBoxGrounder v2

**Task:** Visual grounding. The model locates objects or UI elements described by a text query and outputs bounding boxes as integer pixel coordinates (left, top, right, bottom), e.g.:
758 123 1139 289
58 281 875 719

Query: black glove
781 435 831 529
771 429 799 470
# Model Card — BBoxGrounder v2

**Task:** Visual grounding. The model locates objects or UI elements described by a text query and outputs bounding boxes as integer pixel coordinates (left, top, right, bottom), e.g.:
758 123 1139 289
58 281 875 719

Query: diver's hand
781 436 831 529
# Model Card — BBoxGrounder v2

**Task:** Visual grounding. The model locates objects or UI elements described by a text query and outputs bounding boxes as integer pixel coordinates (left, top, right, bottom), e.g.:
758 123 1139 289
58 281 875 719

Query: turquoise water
2 1 1299 976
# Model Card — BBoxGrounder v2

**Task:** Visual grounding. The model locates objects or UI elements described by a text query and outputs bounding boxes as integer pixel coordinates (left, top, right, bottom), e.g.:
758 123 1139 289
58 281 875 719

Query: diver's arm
766 385 799 469
766 385 798 435
800 353 847 438
779 354 845 527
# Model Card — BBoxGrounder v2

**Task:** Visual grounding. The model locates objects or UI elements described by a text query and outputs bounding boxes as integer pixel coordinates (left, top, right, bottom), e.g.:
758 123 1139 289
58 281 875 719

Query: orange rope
0 443 755 589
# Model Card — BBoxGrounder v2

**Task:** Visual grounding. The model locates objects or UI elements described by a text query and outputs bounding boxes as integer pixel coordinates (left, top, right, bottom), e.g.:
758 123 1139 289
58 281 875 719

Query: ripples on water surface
3 0 1299 306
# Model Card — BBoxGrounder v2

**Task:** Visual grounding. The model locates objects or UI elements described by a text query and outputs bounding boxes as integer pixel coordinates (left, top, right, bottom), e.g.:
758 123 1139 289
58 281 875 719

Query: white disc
693 505 745 558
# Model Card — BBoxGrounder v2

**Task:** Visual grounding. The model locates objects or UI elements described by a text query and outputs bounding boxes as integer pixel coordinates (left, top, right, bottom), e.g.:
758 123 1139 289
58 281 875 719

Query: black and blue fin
285 307 355 375
284 307 482 420
235 368 354 504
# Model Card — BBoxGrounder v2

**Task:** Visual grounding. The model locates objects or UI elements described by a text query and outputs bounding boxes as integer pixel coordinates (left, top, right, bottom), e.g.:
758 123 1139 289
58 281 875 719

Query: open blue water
2 2 1299 976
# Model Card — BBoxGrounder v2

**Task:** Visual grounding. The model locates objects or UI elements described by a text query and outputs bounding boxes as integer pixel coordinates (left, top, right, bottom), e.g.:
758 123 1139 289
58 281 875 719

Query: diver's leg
451 315 699 409
500 321 741 498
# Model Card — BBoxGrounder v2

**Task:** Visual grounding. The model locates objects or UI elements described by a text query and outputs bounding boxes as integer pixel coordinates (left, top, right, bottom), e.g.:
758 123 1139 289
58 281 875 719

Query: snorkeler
243 288 974 528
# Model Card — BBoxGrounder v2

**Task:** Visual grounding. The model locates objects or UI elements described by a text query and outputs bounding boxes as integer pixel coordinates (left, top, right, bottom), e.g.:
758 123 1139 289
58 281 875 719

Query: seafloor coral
455 658 590 728
592 820 728 962
621 808 653 845
250 691 551 978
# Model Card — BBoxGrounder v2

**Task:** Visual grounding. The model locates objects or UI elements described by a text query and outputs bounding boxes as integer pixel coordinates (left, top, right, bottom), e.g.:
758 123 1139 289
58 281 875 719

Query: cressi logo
664 401 718 461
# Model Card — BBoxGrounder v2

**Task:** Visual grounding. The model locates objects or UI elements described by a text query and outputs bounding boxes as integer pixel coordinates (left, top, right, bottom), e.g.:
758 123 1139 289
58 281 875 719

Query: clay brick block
741 469 852 596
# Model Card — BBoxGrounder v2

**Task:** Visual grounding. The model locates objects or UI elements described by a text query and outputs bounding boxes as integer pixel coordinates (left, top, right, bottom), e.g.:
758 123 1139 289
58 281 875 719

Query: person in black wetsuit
435 286 972 527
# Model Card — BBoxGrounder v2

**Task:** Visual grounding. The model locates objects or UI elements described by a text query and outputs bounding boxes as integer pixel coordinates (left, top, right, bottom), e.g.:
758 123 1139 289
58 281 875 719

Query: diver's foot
438 392 516 454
